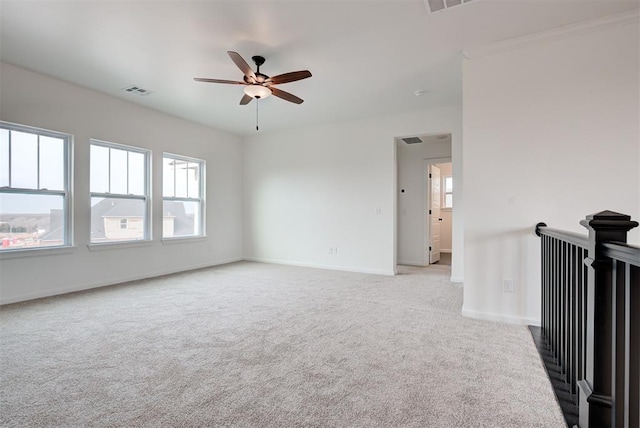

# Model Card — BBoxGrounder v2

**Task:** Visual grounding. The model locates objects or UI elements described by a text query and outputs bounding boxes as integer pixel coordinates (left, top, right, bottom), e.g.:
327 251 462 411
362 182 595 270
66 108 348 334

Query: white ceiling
1 0 638 136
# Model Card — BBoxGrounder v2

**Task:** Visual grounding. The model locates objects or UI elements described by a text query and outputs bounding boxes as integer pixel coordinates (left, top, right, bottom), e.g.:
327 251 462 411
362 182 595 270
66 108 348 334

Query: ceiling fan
194 51 312 105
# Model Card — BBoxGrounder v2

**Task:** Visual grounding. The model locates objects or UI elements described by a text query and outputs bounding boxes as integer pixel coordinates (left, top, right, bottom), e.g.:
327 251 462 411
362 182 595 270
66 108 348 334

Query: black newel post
578 210 638 428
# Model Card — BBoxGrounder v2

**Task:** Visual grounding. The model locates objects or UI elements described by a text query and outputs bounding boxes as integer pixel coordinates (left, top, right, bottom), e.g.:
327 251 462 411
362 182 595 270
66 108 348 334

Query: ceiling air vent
402 137 423 145
425 0 473 14
122 85 153 96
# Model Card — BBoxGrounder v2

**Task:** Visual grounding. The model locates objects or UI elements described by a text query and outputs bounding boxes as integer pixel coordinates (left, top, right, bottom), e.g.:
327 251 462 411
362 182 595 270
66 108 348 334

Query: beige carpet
0 261 565 427
437 253 452 266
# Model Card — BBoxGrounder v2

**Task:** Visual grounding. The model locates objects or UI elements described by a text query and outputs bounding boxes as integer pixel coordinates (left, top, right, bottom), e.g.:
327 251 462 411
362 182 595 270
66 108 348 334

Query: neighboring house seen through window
0 121 72 251
162 154 205 239
90 140 150 244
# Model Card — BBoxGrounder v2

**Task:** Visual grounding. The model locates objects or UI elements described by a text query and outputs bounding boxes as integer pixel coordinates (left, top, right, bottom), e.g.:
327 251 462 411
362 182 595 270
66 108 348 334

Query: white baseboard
462 307 540 326
450 276 464 283
397 260 427 267
441 249 452 254
244 257 396 276
0 257 244 305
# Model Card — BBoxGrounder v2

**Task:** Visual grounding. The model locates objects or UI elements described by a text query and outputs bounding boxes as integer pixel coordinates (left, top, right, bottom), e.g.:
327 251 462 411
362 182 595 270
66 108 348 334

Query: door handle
438 218 443 221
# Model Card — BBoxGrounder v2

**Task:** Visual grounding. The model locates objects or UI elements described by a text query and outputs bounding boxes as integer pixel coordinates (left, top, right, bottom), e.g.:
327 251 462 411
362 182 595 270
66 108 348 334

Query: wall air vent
425 0 473 14
402 137 423 145
122 85 153 96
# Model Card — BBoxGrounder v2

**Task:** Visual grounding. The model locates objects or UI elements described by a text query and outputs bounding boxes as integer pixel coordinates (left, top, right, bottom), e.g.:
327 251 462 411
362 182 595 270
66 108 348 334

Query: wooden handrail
536 223 589 249
601 241 640 267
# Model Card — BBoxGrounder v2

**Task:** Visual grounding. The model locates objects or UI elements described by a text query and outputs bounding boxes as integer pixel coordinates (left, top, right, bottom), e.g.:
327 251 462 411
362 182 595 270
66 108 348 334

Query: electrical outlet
503 279 514 293
375 207 382 215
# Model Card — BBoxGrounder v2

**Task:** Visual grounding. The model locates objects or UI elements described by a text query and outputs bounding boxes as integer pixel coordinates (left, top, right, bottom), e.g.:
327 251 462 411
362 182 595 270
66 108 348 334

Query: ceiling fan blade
228 51 257 82
271 87 304 104
266 70 312 85
193 78 246 85
239 94 253 105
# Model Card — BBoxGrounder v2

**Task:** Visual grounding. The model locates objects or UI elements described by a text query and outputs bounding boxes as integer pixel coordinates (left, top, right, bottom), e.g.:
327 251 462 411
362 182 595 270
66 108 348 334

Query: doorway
424 159 453 266
395 134 452 271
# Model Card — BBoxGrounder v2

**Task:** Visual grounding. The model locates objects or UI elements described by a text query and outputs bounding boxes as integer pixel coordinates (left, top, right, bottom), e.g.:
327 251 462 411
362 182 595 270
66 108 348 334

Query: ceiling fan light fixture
244 85 272 99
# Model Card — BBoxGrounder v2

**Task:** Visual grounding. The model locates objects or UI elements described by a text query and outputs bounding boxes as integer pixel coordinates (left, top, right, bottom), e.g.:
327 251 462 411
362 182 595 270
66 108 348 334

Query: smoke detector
425 0 473 14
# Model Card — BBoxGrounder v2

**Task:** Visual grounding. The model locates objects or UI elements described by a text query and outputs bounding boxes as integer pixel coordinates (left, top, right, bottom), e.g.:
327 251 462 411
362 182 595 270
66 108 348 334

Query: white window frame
0 121 73 255
89 139 151 245
162 153 205 240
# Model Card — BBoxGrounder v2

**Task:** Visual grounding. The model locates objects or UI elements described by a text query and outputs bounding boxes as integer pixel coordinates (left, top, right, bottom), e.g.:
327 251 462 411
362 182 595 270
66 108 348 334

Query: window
443 176 453 209
90 140 150 244
0 121 72 252
162 154 205 238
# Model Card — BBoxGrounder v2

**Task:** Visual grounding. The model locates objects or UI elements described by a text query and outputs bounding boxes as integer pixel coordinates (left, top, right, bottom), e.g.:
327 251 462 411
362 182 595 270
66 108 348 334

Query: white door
429 165 441 264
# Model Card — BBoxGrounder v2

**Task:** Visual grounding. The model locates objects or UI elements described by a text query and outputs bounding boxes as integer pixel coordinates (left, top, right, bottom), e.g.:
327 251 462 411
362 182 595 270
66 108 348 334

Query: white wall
243 106 463 278
0 63 244 304
396 139 451 266
462 15 640 325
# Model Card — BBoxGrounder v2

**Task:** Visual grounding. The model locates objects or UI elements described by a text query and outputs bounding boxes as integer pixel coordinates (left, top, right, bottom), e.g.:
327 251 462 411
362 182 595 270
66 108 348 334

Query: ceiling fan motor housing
243 74 269 84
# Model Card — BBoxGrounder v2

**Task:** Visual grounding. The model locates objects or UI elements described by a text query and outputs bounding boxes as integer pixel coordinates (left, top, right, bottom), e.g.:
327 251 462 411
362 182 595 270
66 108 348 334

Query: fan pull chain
256 98 259 131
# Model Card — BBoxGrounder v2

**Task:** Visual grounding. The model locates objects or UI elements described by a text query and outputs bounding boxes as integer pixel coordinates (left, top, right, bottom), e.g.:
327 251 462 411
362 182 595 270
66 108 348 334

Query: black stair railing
534 211 639 428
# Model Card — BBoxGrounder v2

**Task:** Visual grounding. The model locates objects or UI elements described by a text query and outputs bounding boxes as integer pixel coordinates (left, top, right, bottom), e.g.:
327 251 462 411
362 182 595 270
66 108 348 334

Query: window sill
87 240 153 252
0 246 75 260
161 236 207 245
